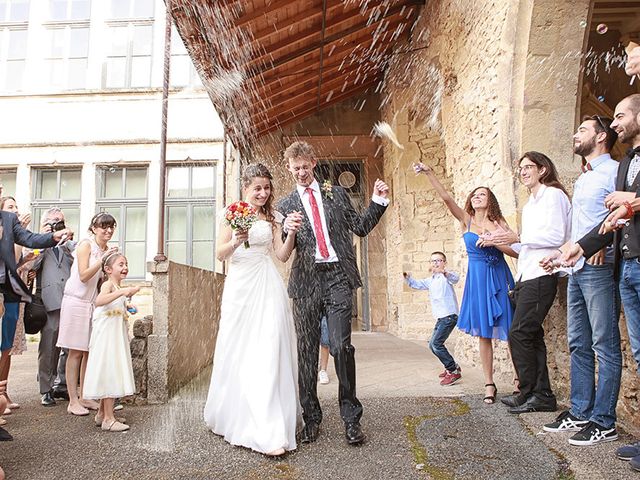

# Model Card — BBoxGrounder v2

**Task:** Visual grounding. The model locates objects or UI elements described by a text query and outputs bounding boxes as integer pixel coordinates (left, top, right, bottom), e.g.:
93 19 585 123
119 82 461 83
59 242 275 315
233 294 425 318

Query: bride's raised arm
413 162 469 228
273 211 299 262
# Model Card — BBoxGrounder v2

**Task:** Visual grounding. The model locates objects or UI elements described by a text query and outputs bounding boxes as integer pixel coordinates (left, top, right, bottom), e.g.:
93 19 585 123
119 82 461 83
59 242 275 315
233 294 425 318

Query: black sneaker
0 427 13 441
543 410 588 432
568 421 618 446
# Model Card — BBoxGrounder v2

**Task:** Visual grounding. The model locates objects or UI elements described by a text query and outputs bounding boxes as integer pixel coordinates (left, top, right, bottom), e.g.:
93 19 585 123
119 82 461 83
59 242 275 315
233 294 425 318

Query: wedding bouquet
224 201 258 248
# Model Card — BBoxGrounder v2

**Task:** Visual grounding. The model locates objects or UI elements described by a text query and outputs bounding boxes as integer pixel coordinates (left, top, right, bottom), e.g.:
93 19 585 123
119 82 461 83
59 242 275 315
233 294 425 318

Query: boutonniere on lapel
321 179 333 200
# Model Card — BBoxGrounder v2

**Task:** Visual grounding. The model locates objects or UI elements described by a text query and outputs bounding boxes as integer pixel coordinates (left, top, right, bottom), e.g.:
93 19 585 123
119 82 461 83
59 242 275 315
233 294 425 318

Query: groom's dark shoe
500 393 526 408
299 422 320 443
345 423 365 445
508 394 557 414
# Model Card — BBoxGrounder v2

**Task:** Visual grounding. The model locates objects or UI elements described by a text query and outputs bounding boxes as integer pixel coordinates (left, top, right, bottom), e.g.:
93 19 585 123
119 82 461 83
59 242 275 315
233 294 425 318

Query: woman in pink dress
57 213 118 416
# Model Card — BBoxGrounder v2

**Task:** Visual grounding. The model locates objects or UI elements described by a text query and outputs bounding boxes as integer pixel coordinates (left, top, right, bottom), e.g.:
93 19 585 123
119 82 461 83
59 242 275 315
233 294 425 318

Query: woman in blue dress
413 162 517 403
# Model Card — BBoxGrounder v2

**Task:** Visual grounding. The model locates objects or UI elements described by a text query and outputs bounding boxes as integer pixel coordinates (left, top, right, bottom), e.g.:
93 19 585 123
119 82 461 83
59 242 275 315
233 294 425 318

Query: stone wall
147 260 225 402
380 0 640 432
381 0 525 375
129 315 153 403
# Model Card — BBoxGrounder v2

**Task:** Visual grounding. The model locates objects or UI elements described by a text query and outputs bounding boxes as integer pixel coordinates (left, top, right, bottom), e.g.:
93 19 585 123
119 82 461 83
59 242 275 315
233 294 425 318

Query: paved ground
1 332 638 479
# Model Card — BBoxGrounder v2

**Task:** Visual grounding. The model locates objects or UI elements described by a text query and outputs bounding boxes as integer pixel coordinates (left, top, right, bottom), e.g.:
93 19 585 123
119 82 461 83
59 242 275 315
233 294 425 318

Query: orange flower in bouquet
224 201 258 248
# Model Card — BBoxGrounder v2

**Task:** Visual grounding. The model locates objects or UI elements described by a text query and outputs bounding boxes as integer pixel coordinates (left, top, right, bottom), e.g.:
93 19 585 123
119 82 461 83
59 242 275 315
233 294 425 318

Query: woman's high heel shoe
484 383 497 404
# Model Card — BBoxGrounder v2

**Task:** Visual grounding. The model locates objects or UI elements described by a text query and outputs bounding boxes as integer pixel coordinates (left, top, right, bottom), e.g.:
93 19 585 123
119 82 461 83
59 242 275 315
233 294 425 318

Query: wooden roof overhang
170 0 424 146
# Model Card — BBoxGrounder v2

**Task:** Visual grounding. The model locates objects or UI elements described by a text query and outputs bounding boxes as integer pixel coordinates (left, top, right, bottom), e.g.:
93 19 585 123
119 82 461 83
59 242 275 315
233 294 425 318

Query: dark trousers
37 309 67 394
293 264 362 426
509 275 558 400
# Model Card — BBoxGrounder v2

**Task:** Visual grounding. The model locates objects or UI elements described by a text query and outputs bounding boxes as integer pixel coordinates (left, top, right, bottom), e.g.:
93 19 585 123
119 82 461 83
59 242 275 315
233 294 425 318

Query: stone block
132 357 147 395
129 337 147 358
133 317 153 338
146 334 168 404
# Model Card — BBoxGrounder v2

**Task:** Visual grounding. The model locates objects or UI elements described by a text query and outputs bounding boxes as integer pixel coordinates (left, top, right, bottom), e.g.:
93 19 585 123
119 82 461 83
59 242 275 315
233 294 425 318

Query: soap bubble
597 95 605 102
596 23 608 34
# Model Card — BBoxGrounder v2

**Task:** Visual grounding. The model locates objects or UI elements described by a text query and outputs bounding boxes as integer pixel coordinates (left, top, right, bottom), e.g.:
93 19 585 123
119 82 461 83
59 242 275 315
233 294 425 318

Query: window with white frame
44 1 91 90
0 1 29 92
170 25 202 88
165 164 216 271
44 26 90 90
31 168 82 236
0 168 17 198
0 0 30 22
103 0 154 88
109 0 153 19
48 0 90 21
96 166 148 278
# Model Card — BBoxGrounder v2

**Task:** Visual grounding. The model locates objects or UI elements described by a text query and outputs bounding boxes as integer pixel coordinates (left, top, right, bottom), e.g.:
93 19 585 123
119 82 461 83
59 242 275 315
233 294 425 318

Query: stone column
146 260 169 403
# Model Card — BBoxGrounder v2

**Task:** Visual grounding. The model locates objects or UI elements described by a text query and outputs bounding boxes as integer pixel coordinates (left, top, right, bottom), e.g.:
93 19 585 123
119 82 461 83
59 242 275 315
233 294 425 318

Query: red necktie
305 187 330 259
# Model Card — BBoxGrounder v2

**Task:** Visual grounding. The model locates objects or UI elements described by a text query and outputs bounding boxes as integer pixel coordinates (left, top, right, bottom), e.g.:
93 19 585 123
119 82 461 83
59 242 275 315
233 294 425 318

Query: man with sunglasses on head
541 115 621 447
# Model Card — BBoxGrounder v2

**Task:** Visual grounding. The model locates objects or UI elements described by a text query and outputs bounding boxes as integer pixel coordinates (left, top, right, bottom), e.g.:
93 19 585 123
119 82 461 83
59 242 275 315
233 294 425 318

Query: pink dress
56 238 103 352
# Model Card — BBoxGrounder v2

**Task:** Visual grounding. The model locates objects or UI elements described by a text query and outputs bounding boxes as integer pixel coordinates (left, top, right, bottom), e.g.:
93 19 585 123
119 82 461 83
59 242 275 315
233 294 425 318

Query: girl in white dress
204 163 302 457
83 252 139 432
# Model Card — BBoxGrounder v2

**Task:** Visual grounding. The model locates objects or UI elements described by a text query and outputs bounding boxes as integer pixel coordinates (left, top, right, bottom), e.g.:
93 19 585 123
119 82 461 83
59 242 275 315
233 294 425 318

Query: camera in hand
46 220 66 231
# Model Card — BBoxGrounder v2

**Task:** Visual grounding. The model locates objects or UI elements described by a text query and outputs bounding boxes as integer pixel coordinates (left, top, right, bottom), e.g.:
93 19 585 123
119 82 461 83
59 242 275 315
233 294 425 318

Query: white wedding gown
203 217 299 454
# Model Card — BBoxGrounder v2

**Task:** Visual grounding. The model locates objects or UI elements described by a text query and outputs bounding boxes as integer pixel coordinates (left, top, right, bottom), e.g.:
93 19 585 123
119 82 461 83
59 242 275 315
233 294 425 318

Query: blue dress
457 230 515 341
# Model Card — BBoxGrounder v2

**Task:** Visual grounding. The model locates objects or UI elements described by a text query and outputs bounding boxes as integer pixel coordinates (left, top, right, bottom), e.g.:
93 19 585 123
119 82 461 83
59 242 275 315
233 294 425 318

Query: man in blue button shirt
543 115 621 447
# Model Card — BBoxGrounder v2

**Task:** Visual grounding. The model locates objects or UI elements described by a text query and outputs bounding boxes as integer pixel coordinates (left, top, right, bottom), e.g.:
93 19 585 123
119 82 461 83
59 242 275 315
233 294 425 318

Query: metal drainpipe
222 128 228 275
315 0 327 110
155 0 172 262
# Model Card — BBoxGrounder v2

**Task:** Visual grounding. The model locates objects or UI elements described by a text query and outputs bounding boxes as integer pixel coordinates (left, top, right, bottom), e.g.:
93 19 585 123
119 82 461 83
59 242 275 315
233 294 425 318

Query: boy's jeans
429 314 458 372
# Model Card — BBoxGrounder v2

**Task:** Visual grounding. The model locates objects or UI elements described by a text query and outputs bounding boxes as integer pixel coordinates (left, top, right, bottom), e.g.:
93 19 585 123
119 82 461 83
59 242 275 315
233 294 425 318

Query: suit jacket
0 211 57 302
32 241 75 312
578 147 640 275
276 184 387 299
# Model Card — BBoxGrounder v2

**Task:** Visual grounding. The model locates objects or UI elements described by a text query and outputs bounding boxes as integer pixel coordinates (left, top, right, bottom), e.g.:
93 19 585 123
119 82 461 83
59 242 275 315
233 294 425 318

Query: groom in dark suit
277 141 389 445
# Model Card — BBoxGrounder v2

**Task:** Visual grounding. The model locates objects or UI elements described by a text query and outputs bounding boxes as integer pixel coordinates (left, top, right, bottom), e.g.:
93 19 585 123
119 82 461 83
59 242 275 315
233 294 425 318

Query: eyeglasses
519 164 538 173
430 259 445 264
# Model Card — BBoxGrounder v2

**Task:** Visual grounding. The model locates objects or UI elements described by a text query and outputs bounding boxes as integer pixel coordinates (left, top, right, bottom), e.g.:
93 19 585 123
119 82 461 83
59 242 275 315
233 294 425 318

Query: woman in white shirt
490 151 571 414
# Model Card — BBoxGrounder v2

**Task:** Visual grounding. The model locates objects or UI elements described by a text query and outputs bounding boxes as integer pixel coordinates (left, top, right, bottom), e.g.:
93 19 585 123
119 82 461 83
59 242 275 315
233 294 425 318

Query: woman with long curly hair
413 162 517 404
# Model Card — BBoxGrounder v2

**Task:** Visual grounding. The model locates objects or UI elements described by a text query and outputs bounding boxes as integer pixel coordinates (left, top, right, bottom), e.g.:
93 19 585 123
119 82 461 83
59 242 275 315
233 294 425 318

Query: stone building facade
379 0 639 430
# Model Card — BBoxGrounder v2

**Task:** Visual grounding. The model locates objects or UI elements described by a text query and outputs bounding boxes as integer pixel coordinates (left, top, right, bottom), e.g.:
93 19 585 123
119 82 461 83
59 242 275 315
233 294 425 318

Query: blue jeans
429 314 458 372
319 316 329 348
567 263 622 428
620 258 640 372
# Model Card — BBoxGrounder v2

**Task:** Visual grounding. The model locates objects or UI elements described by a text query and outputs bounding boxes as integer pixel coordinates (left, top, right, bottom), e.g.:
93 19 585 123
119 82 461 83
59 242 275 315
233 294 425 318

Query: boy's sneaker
440 369 461 386
543 410 589 432
439 365 461 378
567 421 618 446
318 370 330 385
616 440 640 461
631 454 640 472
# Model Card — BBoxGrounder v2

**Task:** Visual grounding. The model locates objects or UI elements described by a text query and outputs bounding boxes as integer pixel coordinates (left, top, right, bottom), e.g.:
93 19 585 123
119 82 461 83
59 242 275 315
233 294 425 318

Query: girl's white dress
203 217 299 454
83 295 135 399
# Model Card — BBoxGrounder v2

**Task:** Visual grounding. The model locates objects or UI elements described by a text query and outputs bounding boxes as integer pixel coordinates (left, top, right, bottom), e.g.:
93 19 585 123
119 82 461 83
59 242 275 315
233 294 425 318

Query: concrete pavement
1 332 637 479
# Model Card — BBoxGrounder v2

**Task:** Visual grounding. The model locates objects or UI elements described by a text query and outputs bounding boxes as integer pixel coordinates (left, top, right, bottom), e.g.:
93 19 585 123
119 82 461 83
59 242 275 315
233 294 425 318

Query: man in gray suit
32 207 75 406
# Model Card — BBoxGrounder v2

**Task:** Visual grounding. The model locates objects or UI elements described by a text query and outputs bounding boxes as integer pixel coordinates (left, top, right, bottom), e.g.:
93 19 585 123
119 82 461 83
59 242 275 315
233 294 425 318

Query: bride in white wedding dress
204 163 302 457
